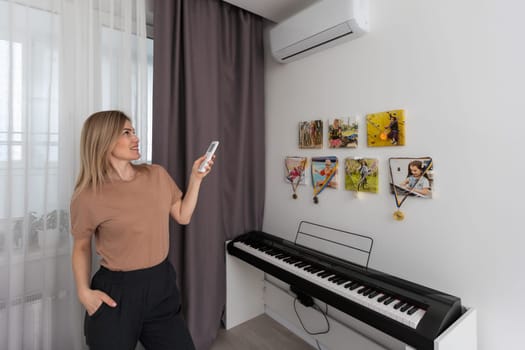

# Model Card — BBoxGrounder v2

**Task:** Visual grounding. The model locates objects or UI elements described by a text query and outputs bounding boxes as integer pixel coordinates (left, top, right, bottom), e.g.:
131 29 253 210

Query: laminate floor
210 314 315 350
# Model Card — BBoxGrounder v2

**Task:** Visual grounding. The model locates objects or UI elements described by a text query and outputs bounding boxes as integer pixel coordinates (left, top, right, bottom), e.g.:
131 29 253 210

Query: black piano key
343 282 354 288
349 282 361 290
336 279 349 285
328 275 340 282
384 297 395 305
407 306 419 315
400 303 412 313
357 286 368 294
377 294 389 303
394 301 406 310
368 290 380 299
329 275 343 283
362 288 374 297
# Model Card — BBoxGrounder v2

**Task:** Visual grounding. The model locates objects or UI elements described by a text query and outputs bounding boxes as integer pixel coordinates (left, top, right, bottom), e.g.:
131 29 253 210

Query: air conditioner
269 0 369 63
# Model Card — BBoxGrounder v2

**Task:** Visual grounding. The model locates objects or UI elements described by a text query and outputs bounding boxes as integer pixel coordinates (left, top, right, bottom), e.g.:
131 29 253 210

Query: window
0 3 153 256
0 40 23 163
100 27 154 163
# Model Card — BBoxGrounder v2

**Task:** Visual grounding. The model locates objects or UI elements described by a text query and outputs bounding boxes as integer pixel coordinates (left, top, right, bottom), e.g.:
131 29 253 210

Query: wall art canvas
285 156 308 200
312 156 338 189
366 109 406 147
344 158 379 193
285 156 307 185
328 118 358 148
299 120 323 149
311 156 338 204
389 157 433 199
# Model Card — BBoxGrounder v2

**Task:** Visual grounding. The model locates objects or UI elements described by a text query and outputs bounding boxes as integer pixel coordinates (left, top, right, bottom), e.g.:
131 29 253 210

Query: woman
70 110 214 349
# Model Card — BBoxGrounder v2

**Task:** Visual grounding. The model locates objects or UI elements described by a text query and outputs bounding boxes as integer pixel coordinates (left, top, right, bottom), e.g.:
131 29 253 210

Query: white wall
263 1 525 349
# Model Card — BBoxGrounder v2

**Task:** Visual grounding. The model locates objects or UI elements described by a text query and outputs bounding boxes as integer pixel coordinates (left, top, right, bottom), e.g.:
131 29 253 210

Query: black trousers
84 259 195 350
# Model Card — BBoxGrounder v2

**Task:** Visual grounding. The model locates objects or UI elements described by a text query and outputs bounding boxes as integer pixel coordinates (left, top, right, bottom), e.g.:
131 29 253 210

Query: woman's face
109 120 140 162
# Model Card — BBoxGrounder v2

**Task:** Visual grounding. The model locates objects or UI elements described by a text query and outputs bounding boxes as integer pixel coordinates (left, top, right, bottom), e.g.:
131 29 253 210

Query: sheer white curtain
0 0 149 349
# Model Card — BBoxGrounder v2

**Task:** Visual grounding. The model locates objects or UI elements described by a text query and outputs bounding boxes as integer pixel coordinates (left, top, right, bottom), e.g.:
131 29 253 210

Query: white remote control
198 141 219 173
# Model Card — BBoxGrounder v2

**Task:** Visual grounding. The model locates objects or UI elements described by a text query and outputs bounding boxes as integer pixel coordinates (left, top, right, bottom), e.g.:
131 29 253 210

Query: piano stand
225 241 265 329
226 242 477 349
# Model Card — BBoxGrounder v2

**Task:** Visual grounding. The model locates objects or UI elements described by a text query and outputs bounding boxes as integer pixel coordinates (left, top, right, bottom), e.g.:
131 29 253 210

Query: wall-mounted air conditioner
269 0 369 63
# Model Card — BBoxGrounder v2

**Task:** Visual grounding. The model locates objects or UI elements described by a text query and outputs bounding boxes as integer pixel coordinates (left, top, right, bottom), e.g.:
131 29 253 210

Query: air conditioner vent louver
277 22 354 61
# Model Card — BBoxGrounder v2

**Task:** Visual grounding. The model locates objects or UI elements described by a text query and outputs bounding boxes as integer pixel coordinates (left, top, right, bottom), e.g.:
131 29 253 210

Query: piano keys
227 231 464 350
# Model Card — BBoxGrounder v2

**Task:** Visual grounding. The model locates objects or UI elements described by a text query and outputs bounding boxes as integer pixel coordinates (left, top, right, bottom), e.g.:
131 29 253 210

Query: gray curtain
152 0 265 349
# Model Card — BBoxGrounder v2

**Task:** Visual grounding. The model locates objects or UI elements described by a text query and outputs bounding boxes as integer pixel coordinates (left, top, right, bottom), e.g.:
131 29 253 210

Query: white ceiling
223 0 318 23
146 0 317 33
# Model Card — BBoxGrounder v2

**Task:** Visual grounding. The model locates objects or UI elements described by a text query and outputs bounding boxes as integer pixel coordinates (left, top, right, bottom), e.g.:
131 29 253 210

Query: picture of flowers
366 109 406 147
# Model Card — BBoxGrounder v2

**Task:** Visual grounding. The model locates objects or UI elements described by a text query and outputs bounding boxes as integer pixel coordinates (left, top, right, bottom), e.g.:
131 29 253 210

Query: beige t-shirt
70 164 183 271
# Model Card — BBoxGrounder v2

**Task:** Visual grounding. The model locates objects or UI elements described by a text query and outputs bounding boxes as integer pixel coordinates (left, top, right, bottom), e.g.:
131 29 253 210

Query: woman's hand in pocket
79 288 117 316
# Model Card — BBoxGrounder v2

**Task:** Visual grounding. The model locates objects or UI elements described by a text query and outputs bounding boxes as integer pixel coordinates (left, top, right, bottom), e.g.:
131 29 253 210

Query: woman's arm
72 236 116 315
170 155 215 225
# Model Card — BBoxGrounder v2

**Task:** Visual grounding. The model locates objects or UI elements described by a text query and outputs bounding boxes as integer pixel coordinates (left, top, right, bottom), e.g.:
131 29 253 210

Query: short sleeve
156 165 183 205
70 192 96 239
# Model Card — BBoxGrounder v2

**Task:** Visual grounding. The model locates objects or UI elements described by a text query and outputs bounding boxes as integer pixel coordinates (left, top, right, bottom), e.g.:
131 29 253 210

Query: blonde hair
74 110 131 195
